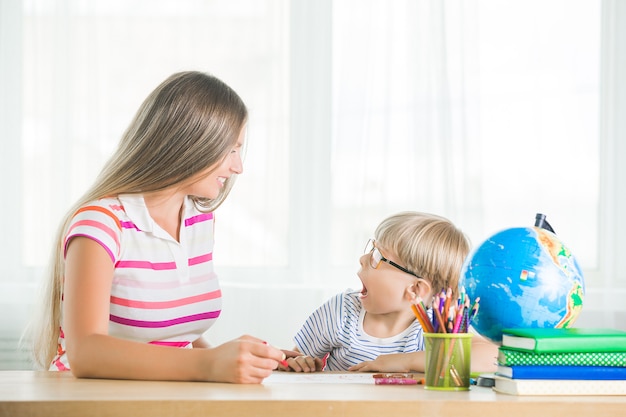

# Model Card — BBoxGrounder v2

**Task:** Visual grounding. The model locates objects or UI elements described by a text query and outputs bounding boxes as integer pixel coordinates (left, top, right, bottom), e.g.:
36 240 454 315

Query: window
1 0 624 369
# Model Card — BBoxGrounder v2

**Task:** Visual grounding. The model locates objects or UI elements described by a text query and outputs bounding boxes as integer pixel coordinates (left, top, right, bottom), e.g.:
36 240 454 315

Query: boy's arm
348 352 423 373
348 334 497 373
469 334 498 372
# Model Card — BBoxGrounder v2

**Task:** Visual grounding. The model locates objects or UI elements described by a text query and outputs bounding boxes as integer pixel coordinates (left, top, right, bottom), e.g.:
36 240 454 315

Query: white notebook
493 375 626 396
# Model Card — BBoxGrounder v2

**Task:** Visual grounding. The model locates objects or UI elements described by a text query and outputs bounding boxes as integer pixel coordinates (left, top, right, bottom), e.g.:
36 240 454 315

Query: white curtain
1 0 623 369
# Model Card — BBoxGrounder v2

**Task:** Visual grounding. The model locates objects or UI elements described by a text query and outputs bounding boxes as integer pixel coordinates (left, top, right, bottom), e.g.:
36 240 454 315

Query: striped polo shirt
50 194 221 371
293 290 426 371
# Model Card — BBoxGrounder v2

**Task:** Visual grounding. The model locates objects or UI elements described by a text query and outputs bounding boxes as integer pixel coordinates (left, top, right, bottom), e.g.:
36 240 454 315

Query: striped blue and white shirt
293 290 426 371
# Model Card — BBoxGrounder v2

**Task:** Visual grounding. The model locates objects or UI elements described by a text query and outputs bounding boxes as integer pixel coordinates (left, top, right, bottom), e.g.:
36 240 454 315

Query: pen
468 297 480 328
431 297 448 333
414 301 435 333
431 293 440 332
419 298 436 333
438 289 446 316
446 305 456 333
452 303 465 334
411 304 431 333
443 287 452 325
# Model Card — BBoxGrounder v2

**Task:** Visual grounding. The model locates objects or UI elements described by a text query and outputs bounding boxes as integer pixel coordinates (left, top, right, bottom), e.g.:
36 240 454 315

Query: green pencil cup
424 333 473 391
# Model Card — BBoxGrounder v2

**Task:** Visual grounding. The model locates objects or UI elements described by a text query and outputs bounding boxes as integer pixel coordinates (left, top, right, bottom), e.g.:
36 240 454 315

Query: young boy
280 211 497 373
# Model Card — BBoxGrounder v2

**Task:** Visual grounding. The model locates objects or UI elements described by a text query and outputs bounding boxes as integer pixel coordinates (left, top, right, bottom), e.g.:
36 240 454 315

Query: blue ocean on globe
460 226 585 343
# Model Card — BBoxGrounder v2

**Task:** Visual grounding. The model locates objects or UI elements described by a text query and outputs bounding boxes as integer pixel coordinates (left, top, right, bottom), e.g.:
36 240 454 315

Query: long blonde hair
374 211 470 300
28 71 248 369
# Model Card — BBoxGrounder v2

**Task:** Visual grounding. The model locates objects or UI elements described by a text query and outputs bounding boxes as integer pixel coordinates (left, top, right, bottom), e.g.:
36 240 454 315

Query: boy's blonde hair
374 211 470 299
27 71 248 369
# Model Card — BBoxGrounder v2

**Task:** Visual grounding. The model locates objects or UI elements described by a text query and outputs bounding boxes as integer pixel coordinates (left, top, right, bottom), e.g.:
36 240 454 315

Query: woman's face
183 127 245 200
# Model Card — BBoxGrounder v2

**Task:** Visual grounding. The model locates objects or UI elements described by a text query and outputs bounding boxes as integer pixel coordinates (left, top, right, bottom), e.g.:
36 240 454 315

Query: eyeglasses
364 239 422 279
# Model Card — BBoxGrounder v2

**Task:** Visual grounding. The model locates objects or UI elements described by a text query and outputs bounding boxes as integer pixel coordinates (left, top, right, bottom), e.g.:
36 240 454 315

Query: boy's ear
406 279 432 302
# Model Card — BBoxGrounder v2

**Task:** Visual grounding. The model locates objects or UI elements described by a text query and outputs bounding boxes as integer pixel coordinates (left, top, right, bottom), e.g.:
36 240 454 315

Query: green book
501 328 626 353
498 347 626 367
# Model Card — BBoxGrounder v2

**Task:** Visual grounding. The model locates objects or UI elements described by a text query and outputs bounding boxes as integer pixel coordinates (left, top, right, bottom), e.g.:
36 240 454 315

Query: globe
460 225 585 343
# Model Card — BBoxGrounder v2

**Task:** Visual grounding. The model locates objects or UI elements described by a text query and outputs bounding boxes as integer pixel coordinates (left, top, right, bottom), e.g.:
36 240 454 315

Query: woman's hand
200 335 287 383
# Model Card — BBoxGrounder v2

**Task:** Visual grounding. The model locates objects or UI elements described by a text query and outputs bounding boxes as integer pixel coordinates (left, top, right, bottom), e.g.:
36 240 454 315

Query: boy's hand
278 355 325 372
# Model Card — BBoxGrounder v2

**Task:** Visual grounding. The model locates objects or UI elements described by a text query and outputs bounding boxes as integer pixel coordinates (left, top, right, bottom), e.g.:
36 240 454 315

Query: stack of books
493 327 626 395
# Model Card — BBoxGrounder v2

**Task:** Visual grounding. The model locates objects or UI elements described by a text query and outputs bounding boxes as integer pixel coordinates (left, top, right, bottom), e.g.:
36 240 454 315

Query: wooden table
1 371 625 417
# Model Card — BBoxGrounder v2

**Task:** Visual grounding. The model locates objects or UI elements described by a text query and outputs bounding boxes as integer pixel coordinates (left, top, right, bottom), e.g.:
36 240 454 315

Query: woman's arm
62 237 284 383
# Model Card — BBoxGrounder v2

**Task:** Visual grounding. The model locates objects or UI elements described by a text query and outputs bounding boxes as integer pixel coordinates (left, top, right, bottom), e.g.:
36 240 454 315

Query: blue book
496 364 626 380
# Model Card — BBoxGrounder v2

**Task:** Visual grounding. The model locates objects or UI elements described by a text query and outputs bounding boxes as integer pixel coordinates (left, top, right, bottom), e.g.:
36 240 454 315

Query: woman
29 71 285 383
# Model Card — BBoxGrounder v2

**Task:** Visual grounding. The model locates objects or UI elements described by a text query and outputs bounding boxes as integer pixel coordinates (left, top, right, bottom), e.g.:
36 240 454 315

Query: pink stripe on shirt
110 289 222 309
75 205 122 229
189 253 212 266
120 220 140 231
149 341 191 348
110 311 221 328
116 260 177 270
66 234 116 263
185 212 213 227
66 219 121 251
